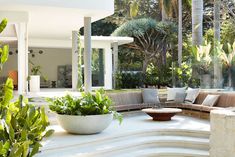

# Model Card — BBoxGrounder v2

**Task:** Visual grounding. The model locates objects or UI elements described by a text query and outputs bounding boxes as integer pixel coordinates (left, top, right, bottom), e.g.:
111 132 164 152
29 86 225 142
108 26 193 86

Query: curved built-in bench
165 92 235 119
108 91 235 119
107 92 161 111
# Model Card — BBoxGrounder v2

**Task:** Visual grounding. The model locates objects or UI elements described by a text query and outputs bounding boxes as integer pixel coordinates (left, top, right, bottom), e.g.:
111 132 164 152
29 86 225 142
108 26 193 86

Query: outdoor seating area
108 89 235 119
1 0 235 157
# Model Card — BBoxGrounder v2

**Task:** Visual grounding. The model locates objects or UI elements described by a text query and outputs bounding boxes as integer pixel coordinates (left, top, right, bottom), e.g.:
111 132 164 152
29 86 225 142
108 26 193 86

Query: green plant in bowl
47 89 122 134
48 89 123 124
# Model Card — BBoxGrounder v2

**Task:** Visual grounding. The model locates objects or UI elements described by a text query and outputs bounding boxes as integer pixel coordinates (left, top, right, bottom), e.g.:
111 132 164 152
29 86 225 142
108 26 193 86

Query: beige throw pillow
185 88 200 103
201 95 220 107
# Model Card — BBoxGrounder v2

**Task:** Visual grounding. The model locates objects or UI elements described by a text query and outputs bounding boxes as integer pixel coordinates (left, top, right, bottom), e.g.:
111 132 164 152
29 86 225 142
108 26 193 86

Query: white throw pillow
167 87 186 101
185 88 200 103
201 95 220 107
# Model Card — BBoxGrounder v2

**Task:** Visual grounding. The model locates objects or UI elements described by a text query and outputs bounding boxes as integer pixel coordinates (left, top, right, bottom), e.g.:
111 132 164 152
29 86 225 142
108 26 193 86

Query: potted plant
47 89 122 134
219 42 235 90
192 42 212 88
29 65 44 92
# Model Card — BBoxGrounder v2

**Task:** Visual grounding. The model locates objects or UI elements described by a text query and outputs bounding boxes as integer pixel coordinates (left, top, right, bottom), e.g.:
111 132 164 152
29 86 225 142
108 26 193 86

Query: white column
72 31 78 91
104 46 113 89
112 42 118 88
84 17 92 92
17 23 28 95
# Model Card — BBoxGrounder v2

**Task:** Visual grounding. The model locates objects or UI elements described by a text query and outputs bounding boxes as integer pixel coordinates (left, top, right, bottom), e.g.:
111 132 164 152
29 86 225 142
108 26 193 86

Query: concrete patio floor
36 111 210 157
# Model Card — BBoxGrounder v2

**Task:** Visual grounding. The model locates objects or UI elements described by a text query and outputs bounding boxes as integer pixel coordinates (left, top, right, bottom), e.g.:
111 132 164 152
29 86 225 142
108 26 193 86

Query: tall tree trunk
228 67 232 88
162 5 169 21
192 0 203 46
178 0 182 66
213 0 222 88
160 0 169 21
142 57 149 75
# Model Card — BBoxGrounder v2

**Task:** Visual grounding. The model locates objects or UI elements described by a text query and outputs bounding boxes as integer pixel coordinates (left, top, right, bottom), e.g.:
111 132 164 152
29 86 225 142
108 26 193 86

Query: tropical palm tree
130 0 190 66
178 0 183 66
159 0 178 21
214 0 220 41
192 0 203 46
213 0 222 88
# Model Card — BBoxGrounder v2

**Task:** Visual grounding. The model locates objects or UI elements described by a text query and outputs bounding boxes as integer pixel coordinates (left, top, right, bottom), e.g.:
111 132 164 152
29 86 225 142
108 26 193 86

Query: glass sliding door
91 48 104 87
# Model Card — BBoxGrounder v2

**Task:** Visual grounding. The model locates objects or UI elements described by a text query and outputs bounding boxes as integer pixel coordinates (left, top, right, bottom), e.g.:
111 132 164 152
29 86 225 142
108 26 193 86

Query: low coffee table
142 108 182 121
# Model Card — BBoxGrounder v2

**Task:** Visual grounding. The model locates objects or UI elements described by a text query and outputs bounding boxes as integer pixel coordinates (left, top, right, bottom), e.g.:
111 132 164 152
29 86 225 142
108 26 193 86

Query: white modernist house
0 0 133 94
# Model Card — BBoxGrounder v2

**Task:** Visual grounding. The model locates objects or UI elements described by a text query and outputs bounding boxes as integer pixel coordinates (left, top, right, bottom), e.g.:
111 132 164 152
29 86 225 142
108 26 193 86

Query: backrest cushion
201 95 220 107
217 93 235 107
195 92 209 104
142 89 160 104
174 92 187 103
108 92 143 105
167 87 186 101
185 88 200 103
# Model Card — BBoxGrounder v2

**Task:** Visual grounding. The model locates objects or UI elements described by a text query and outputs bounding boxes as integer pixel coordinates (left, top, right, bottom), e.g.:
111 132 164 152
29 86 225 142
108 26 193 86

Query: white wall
2 48 72 82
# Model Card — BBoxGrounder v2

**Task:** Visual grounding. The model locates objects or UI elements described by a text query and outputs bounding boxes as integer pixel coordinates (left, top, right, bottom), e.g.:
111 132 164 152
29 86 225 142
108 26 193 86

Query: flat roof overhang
28 36 134 49
0 0 114 40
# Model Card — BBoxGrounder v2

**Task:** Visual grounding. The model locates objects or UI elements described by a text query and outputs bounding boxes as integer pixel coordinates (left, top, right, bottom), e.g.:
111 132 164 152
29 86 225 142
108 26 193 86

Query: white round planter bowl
57 113 113 134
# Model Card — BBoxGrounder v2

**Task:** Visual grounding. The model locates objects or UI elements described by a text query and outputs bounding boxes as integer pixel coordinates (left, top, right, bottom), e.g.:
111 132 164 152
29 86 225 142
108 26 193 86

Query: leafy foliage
115 72 144 89
0 94 54 157
0 19 7 33
219 42 235 68
80 19 117 36
221 20 235 49
112 18 177 74
0 19 9 71
48 89 123 124
29 63 47 81
172 62 200 87
31 66 41 75
145 63 171 87
0 19 53 157
191 42 213 74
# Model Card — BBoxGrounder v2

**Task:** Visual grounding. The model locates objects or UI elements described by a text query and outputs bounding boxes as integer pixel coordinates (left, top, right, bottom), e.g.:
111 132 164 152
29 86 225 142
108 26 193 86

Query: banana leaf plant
0 18 53 157
219 42 235 88
191 42 212 75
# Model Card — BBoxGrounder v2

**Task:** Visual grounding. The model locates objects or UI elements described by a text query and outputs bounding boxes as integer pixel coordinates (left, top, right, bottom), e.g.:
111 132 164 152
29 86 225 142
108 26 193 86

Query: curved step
112 147 209 157
38 129 210 157
42 129 210 151
72 137 209 157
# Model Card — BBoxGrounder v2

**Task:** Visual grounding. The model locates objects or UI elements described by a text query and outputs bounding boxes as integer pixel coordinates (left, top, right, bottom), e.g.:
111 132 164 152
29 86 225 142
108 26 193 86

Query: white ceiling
0 0 114 40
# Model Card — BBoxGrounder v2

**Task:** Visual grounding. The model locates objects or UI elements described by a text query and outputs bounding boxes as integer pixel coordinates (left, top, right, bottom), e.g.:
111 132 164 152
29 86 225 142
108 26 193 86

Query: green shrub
0 91 54 157
144 63 171 87
117 72 144 89
47 89 123 124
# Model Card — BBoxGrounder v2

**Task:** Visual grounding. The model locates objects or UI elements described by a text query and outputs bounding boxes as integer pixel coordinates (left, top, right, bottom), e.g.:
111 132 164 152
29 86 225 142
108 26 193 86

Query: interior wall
2 47 72 83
